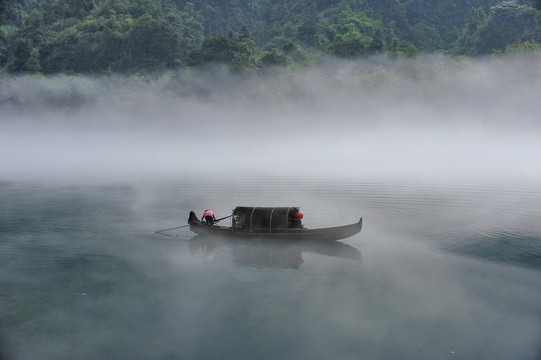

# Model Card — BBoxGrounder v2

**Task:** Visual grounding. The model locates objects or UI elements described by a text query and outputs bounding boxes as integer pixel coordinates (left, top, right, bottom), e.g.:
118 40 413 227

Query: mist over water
2 56 541 360
1 55 540 182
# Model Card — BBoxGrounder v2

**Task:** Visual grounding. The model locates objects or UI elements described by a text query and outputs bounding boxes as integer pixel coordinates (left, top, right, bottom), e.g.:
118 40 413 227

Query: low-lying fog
1 55 540 182
2 56 541 360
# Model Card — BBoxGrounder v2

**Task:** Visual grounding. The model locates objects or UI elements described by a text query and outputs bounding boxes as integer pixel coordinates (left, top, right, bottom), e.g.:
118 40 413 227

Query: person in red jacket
202 209 216 226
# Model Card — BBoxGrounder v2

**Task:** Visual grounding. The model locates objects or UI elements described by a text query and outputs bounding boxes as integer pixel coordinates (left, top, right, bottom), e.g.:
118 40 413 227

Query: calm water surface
1 179 540 360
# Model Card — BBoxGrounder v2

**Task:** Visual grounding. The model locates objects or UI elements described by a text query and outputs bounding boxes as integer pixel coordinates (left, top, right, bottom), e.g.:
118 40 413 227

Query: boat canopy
232 206 303 232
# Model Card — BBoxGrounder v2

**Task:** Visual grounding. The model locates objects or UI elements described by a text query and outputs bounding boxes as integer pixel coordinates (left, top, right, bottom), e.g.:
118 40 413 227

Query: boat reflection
189 235 362 268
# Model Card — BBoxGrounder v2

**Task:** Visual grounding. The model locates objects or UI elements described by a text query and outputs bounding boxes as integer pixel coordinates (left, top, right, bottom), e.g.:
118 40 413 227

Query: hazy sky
1 55 540 182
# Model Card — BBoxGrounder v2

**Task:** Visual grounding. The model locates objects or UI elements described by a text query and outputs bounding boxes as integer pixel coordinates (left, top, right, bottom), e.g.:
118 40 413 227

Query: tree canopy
1 0 540 74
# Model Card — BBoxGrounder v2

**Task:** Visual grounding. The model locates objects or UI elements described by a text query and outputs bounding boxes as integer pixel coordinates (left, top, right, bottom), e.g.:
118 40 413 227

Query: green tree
0 45 7 68
127 13 181 70
8 38 32 72
237 24 252 42
46 25 88 73
6 9 44 72
469 1 540 55
25 47 42 73
5 0 538 74
259 48 287 66
174 2 204 61
235 25 258 68
410 22 441 50
454 7 487 55
504 39 540 55
401 43 419 57
126 0 163 18
328 30 366 57
323 8 379 40
63 0 95 18
367 28 385 54
1 0 15 19
280 39 311 65
388 36 402 57
297 17 319 46
188 29 258 71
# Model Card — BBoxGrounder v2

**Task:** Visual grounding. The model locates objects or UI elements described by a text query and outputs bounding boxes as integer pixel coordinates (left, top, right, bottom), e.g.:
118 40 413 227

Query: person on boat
289 210 304 229
202 209 216 226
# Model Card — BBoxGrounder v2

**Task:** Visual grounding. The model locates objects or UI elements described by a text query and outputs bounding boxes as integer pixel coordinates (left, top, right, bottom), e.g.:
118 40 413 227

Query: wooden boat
188 206 362 241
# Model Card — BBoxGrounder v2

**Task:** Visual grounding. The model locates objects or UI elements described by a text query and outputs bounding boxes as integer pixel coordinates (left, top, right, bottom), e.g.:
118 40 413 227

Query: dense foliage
1 0 540 74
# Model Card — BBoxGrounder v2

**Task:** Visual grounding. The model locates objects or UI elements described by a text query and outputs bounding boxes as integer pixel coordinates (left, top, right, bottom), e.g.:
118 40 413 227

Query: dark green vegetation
1 0 540 74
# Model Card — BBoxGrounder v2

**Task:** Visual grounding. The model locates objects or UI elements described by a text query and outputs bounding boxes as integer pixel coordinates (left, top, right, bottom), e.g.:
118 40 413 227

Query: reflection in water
189 235 362 268
2 180 541 360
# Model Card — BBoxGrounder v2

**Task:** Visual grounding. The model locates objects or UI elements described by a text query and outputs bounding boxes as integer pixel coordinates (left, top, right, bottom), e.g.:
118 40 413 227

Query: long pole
155 214 233 236
156 224 190 233
214 214 233 222
155 224 190 236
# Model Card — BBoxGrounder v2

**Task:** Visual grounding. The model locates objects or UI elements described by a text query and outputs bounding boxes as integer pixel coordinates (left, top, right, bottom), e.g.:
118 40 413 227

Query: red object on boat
295 212 304 219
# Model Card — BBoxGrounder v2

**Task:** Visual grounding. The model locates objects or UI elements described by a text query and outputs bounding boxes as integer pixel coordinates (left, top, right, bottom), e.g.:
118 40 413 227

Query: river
1 178 540 360
2 58 541 359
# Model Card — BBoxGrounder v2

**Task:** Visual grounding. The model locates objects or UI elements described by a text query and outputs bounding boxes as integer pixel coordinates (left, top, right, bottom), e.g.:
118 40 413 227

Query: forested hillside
1 0 540 74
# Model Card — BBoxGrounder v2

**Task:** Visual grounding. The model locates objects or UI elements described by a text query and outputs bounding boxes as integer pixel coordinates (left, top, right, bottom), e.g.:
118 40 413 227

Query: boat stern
188 211 200 225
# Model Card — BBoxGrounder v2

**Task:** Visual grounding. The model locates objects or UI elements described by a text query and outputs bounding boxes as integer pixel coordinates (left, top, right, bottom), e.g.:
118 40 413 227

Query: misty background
1 55 540 182
2 1 541 359
2 56 541 360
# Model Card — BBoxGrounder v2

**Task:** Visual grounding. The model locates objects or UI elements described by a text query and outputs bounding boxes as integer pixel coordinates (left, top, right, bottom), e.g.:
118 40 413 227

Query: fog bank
1 56 540 182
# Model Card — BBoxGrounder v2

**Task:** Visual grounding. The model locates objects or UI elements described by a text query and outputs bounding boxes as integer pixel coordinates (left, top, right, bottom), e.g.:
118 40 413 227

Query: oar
214 215 233 222
155 224 190 236
155 214 233 236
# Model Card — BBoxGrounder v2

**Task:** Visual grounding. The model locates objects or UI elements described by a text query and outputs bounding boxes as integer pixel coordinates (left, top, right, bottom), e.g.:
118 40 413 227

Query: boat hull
188 213 362 241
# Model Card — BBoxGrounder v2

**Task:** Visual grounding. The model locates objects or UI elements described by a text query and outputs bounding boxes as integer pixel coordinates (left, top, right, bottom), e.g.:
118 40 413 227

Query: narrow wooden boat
188 206 362 241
